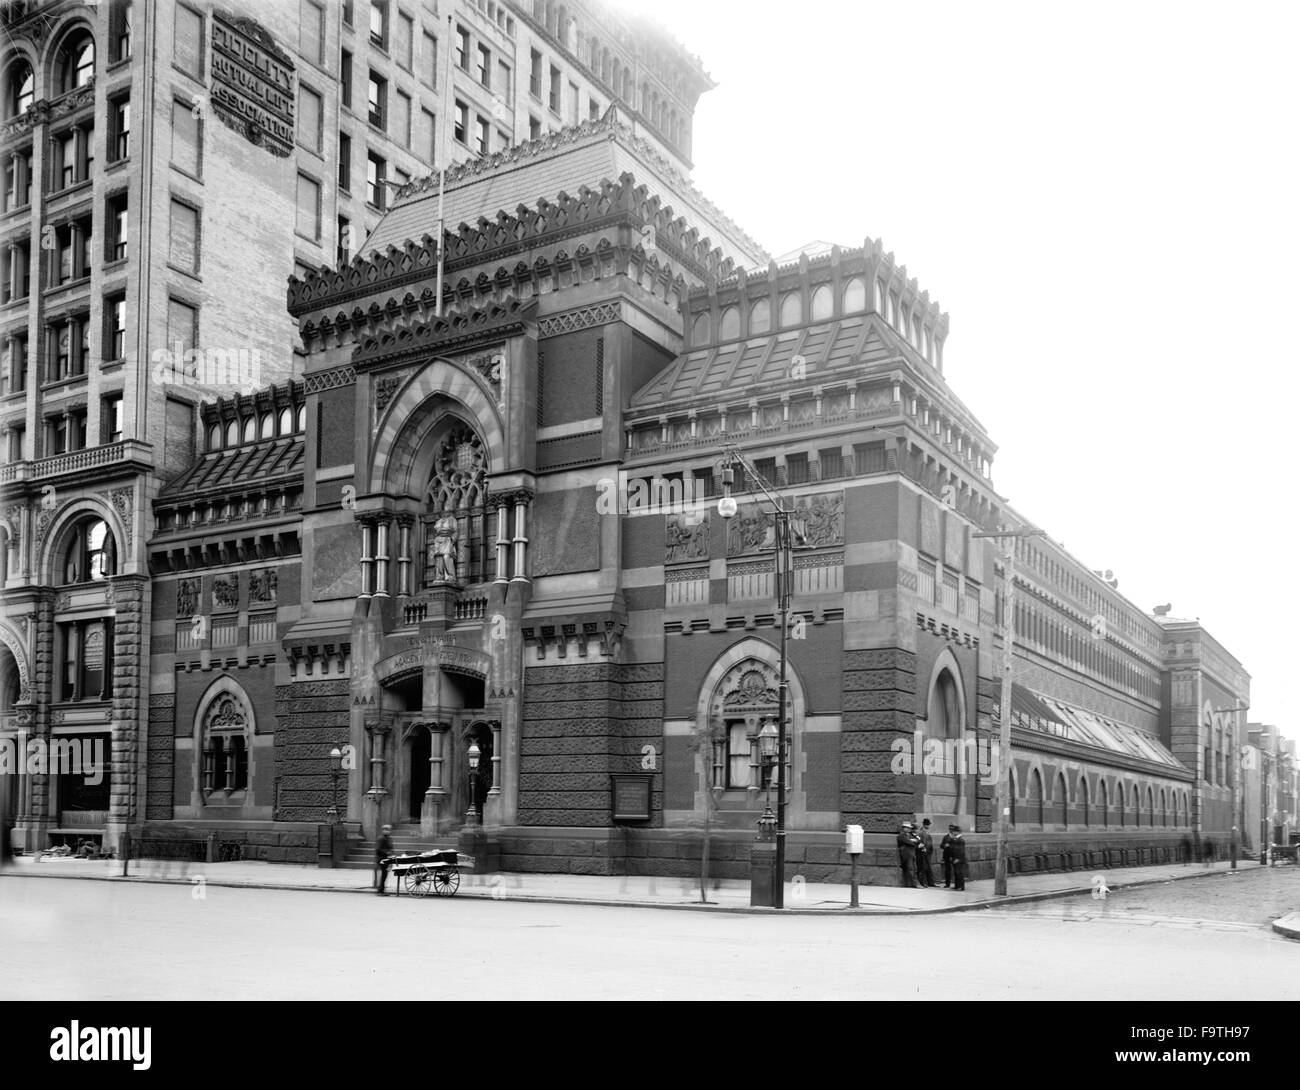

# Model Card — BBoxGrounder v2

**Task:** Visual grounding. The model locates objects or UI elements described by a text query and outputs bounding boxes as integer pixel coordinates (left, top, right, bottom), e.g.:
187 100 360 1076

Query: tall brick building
0 0 709 854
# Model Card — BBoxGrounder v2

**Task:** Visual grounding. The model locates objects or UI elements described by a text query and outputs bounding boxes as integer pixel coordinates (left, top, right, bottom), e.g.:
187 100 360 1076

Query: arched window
749 298 771 335
927 668 961 739
296 405 306 431
778 292 801 328
1100 779 1109 827
241 416 256 443
224 420 238 447
705 657 782 793
873 278 885 314
1160 788 1167 826
0 644 19 711
200 689 252 796
1009 768 1017 826
718 306 739 341
260 412 274 439
1081 777 1091 827
4 60 33 118
1146 786 1155 827
424 420 494 585
842 277 866 313
1118 783 1127 827
278 407 292 434
1029 768 1044 827
55 29 95 95
691 312 710 345
62 518 117 584
1055 772 1068 828
207 424 221 450
810 284 833 321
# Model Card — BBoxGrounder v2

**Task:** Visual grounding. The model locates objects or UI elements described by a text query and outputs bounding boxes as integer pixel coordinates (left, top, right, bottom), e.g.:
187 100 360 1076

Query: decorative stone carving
665 514 709 563
537 302 620 338
463 350 505 390
795 492 844 548
177 578 201 618
726 506 774 557
212 574 239 612
428 515 459 584
249 567 277 603
108 487 134 545
375 374 403 412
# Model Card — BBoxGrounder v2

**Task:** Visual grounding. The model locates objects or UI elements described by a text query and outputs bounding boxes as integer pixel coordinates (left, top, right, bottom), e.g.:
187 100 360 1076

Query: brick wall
146 693 175 820
272 678 351 821
841 647 919 833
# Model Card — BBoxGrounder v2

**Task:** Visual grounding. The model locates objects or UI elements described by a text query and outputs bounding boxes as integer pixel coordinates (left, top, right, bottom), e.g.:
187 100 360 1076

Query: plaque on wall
611 774 653 823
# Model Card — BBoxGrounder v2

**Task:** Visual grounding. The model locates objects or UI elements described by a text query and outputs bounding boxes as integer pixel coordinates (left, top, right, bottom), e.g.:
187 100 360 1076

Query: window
343 0 353 25
6 424 24 462
498 61 513 101
528 115 541 140
4 335 28 394
418 108 436 161
478 44 491 87
338 132 352 188
818 447 844 480
395 12 413 70
420 31 437 88
476 115 490 154
298 85 322 152
529 49 542 98
53 123 92 189
110 0 133 63
749 298 771 334
1 240 29 303
169 198 199 273
454 99 468 144
779 292 802 328
366 152 386 208
918 557 936 603
62 518 117 585
941 569 959 613
56 30 96 94
393 90 411 148
568 81 578 125
296 173 321 241
299 0 324 64
200 691 252 794
4 60 33 119
171 98 201 177
110 95 130 161
174 5 204 80
104 293 126 360
589 99 601 122
102 392 123 443
340 48 353 107
548 65 561 112
58 618 114 702
456 25 470 71
367 71 387 129
167 297 197 358
1029 769 1044 827
3 147 31 210
811 284 833 320
108 194 129 261
370 0 388 48
785 452 809 486
337 215 352 266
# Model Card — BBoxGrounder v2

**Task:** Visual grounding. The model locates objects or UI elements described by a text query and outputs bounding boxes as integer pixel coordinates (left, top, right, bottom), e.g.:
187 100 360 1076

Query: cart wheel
432 866 460 897
406 864 433 896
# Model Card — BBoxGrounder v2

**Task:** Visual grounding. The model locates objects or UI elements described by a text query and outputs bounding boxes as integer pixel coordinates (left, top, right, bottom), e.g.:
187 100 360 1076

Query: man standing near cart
375 824 394 896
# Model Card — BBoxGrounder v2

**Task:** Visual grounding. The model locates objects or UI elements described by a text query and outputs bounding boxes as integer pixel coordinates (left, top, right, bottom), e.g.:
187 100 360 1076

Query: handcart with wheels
385 849 461 897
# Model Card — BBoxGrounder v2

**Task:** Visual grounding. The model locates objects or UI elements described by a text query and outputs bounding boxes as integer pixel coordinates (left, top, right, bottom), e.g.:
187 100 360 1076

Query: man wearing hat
947 824 968 891
916 818 937 886
939 824 957 887
896 822 922 888
374 824 394 896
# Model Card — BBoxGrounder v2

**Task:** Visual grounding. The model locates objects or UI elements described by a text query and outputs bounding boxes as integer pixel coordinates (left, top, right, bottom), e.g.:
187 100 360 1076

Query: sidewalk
0 854 1272 915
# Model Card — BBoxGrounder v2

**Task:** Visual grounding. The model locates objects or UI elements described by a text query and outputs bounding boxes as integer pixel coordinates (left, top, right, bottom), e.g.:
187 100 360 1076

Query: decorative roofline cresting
350 298 537 370
286 173 732 317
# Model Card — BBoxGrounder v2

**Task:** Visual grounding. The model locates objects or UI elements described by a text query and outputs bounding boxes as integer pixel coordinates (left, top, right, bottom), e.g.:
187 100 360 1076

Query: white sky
617 0 1300 734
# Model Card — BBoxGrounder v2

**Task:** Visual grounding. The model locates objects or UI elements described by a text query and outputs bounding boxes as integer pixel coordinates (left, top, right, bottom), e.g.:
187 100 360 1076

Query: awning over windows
159 436 303 499
1008 683 1184 770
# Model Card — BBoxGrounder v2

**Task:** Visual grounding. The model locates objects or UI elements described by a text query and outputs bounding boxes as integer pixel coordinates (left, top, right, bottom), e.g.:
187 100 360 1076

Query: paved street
1 870 1294 1001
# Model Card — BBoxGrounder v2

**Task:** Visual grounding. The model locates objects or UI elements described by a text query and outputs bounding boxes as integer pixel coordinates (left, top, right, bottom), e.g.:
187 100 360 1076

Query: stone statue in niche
428 515 459 584
177 578 200 618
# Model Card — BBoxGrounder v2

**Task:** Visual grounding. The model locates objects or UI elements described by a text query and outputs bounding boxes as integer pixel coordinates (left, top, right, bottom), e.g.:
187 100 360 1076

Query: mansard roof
287 172 733 319
361 110 767 265
158 435 304 501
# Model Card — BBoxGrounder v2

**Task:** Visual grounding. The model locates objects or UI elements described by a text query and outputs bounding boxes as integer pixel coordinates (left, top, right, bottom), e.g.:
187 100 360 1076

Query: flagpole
436 13 454 317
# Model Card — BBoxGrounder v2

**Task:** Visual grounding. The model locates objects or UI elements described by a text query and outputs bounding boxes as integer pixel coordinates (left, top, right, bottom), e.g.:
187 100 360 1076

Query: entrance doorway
409 726 431 822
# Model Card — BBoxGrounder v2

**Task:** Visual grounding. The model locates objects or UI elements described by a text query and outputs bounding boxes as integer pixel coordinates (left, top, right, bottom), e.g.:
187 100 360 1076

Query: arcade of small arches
1010 764 1193 832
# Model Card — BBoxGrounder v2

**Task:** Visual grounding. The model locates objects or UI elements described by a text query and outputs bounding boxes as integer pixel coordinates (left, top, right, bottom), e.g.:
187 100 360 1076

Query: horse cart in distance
385 849 461 897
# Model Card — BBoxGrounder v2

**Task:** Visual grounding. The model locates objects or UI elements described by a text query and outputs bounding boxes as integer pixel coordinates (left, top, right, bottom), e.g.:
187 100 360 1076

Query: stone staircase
341 825 458 870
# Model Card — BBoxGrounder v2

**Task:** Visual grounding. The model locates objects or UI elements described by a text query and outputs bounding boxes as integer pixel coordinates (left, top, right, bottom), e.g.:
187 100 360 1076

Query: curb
0 860 1264 917
1272 913 1300 941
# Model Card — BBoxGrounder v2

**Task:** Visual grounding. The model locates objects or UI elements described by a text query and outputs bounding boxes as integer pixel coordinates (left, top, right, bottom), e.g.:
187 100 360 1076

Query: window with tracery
706 659 785 791
423 421 495 585
202 693 250 794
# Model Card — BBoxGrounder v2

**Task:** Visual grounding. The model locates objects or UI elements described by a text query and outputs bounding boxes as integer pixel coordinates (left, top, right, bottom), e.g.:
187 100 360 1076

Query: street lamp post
757 718 779 841
970 524 1045 897
717 446 800 909
467 741 481 826
328 746 343 821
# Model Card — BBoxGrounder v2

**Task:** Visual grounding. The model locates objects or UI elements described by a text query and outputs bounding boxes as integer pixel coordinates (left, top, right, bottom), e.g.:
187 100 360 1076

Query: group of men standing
897 818 967 890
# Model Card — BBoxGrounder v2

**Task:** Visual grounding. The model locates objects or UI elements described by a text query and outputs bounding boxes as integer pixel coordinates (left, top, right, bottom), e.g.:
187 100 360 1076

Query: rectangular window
110 0 132 63
918 557 937 604
171 99 201 177
396 12 413 70
963 584 980 622
528 114 541 140
296 173 321 241
818 447 844 480
419 108 436 162
169 198 199 272
167 297 197 357
367 71 387 129
338 131 351 189
47 414 68 455
104 293 126 360
369 0 388 48
498 60 513 101
568 81 578 125
454 99 468 145
421 30 437 88
394 90 411 148
102 393 123 444
174 5 205 79
366 152 386 209
5 335 28 394
7 424 24 461
941 569 960 613
785 452 809 486
340 48 353 107
108 194 129 262
476 115 490 155
589 99 601 122
477 44 491 87
110 95 130 161
853 441 886 474
3 148 32 210
548 65 561 112
1 240 29 303
456 25 470 71
529 49 542 98
342 0 353 26
299 0 324 64
336 214 351 266
298 85 322 153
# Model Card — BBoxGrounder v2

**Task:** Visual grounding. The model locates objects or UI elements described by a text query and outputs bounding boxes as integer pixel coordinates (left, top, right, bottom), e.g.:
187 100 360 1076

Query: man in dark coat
896 822 921 888
916 818 937 886
948 824 968 891
375 824 394 895
939 826 956 887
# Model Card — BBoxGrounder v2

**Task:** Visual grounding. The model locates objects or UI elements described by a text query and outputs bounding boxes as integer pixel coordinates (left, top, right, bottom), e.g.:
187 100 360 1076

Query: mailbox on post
844 824 863 907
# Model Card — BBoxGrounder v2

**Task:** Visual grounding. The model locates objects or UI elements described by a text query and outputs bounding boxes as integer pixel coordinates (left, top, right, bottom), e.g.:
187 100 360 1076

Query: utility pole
1230 701 1248 869
971 525 1045 897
